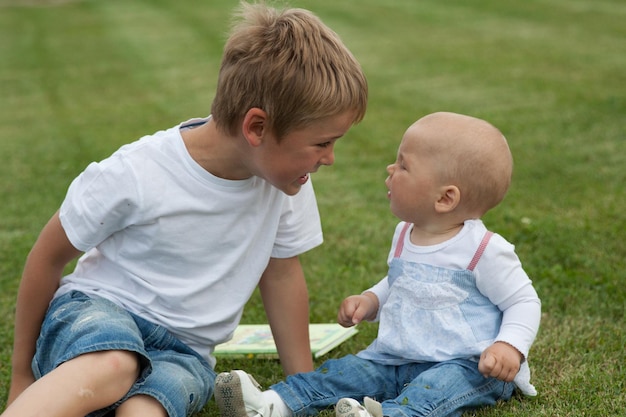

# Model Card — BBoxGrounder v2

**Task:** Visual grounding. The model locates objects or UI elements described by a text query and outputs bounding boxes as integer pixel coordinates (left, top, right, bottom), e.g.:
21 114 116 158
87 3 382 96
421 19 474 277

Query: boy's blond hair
211 2 368 139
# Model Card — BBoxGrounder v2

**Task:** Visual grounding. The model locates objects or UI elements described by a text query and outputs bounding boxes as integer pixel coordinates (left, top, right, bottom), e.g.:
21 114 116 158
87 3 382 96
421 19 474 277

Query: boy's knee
90 350 141 387
103 350 141 377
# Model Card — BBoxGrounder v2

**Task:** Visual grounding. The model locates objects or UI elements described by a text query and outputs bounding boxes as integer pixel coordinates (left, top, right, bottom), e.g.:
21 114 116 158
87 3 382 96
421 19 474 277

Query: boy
3 2 367 417
215 112 541 417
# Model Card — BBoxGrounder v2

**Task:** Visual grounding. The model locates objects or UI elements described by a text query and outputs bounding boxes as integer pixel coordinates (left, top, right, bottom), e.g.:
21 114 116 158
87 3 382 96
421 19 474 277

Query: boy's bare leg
116 395 167 417
2 350 139 417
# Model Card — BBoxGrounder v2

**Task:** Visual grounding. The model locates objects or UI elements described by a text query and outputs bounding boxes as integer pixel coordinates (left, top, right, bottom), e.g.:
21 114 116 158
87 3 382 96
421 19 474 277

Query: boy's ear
242 108 267 147
435 185 461 213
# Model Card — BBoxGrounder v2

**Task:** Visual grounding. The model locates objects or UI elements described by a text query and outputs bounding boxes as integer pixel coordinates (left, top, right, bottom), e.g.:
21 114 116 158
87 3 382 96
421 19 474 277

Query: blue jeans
33 291 215 417
271 354 514 417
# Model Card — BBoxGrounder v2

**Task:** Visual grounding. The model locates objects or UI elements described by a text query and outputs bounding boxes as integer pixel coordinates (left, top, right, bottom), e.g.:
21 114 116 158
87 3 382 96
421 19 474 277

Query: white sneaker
363 397 383 417
215 370 280 417
335 397 382 417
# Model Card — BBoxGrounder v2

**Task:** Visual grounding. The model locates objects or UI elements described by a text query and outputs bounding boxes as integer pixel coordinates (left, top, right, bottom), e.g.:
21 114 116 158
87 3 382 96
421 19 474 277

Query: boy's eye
317 142 332 148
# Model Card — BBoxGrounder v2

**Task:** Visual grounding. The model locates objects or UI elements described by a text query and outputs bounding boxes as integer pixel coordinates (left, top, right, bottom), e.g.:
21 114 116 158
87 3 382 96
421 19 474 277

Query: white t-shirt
57 118 323 366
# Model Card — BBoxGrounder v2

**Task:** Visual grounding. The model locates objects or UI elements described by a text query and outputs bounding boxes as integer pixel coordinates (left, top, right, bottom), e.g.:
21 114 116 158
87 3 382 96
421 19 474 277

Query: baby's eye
317 141 332 148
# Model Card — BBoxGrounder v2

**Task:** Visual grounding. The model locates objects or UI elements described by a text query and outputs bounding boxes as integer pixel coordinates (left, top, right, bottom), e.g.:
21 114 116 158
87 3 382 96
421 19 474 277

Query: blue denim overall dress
371 222 502 363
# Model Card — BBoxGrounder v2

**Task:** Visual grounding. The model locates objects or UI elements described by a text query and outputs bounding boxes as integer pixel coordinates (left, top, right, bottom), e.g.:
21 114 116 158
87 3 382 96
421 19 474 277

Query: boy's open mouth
298 173 310 184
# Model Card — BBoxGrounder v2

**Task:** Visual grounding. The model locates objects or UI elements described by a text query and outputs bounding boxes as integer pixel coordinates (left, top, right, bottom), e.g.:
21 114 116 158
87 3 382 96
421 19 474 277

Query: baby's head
403 112 513 218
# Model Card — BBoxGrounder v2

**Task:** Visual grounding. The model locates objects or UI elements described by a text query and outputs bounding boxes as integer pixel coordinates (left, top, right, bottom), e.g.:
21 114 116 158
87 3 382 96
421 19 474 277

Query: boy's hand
478 341 523 382
337 292 379 327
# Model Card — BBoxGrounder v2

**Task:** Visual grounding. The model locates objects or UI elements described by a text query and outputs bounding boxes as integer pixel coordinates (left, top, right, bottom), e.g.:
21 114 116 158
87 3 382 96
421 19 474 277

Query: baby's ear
435 185 461 213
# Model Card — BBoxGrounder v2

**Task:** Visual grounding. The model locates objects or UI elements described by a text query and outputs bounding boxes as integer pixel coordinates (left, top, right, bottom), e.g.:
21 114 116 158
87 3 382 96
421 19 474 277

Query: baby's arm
8 211 82 404
337 225 401 327
337 291 379 327
478 341 523 382
476 236 541 383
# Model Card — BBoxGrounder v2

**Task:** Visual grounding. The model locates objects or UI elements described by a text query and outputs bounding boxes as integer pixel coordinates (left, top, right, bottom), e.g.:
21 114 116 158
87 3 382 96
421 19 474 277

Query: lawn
0 0 624 416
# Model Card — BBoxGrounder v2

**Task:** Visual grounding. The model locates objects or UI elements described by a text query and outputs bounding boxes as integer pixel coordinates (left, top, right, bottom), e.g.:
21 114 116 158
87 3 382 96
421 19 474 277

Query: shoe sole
336 398 362 417
215 372 246 417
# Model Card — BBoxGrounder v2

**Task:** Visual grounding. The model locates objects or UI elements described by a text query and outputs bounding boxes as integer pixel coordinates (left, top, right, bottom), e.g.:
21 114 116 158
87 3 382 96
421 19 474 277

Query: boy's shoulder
106 121 185 162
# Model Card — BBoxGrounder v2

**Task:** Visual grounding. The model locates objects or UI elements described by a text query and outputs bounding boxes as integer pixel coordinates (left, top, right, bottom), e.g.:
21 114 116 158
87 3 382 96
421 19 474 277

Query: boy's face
385 125 442 223
252 111 355 195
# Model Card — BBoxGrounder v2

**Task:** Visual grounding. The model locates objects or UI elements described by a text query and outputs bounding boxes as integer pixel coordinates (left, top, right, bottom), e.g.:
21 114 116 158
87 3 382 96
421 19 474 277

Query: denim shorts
33 290 215 417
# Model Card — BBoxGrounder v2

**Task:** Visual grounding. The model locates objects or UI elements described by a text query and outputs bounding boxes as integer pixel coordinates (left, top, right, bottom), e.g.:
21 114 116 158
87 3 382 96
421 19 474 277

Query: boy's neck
181 120 253 180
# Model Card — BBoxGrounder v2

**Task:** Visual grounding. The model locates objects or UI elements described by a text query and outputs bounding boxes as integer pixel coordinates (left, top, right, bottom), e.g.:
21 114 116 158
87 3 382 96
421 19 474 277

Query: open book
214 323 358 359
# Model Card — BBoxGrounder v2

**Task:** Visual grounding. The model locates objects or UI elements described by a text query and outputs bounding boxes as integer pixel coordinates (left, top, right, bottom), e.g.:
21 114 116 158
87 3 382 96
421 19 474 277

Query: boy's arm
259 256 314 375
8 211 82 404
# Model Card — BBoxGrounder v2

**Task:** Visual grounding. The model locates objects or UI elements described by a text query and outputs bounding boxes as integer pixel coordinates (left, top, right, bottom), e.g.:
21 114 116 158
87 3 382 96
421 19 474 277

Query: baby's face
385 125 443 223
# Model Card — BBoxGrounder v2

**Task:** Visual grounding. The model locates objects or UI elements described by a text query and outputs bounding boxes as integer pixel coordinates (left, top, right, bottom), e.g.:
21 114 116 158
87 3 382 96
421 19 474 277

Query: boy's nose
320 147 335 166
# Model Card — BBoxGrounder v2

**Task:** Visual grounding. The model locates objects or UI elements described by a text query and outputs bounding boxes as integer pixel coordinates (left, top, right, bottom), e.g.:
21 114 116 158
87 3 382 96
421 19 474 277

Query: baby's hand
337 292 378 327
478 341 523 382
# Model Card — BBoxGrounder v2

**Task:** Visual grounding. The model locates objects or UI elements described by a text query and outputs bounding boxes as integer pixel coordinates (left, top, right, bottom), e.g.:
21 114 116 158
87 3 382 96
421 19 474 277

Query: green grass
1 0 624 415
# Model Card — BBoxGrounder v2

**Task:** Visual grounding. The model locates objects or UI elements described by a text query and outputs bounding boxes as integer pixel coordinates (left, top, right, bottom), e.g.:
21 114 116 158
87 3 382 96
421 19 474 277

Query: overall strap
393 222 412 258
467 231 494 271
